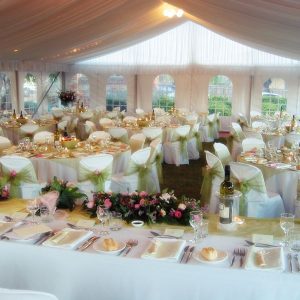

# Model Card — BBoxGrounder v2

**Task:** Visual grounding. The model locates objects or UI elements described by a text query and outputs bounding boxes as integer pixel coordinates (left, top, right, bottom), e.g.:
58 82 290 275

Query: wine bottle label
219 203 230 218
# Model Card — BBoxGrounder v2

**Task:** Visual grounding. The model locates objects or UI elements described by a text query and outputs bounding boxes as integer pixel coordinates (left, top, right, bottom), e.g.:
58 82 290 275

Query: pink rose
86 200 95 209
139 198 145 206
104 198 112 209
10 170 17 178
139 191 148 197
174 210 182 219
134 204 140 209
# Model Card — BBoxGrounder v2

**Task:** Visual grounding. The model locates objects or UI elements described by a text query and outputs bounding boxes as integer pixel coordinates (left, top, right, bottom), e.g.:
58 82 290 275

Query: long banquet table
0 199 299 300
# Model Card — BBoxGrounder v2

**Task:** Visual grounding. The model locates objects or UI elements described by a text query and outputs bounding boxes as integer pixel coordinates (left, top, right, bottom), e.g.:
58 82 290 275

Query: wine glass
27 199 40 223
280 213 295 247
189 210 203 243
96 205 110 236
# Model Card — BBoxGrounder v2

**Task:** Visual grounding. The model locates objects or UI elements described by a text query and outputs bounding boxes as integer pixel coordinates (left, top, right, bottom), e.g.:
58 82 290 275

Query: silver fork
230 248 239 267
239 248 246 267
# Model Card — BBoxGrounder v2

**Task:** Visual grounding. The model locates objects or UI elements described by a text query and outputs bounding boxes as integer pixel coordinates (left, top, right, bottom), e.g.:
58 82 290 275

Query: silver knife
34 231 54 245
180 245 189 263
288 253 293 272
78 237 98 251
185 246 195 263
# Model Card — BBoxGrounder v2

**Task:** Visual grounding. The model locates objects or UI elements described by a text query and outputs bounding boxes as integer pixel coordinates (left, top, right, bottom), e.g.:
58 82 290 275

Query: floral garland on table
58 90 77 107
83 190 200 226
41 177 87 211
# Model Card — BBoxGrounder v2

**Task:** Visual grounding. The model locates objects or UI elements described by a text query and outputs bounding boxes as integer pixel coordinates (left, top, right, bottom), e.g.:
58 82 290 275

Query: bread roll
255 251 266 267
102 238 119 251
200 247 218 261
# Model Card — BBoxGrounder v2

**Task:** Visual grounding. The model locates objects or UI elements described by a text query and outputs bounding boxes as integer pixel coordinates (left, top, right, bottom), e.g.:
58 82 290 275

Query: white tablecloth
0 230 298 300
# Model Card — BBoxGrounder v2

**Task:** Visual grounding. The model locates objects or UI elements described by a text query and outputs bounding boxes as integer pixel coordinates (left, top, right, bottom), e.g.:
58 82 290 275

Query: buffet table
0 200 299 300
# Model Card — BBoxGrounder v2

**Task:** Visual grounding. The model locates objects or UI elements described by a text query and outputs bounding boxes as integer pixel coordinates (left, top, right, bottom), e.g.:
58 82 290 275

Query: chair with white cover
0 136 11 151
135 108 145 118
250 110 262 124
230 162 285 218
238 113 250 129
20 123 39 139
163 125 190 166
123 116 138 125
99 118 115 130
142 127 163 146
84 120 96 137
149 137 163 187
251 121 268 130
0 288 59 300
78 154 113 199
129 133 146 153
57 120 69 132
87 131 111 143
0 155 40 198
33 131 54 144
213 142 232 166
79 110 93 121
228 122 245 160
285 133 300 148
242 138 265 152
202 113 216 142
214 112 220 138
111 147 154 193
51 107 64 120
201 151 224 213
108 127 129 144
154 107 166 116
187 122 202 160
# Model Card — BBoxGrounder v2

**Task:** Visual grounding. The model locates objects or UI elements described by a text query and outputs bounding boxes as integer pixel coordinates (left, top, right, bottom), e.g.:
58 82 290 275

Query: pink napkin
39 191 59 213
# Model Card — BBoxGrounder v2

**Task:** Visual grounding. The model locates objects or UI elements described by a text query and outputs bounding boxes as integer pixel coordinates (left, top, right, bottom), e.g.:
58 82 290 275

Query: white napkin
0 221 19 235
141 238 186 262
244 246 284 271
164 228 184 238
12 224 52 240
43 228 93 249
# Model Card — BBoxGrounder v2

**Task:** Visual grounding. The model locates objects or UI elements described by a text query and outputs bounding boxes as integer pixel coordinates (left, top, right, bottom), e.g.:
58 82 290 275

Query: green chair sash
79 163 112 192
233 172 266 216
193 131 203 152
154 151 163 184
207 121 214 139
200 162 224 206
2 164 38 198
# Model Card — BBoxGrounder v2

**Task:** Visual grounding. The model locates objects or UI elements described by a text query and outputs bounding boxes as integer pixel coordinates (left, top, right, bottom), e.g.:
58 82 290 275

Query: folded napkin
141 238 186 262
12 224 52 240
43 228 93 249
0 221 18 235
164 228 184 238
39 191 59 213
244 246 284 271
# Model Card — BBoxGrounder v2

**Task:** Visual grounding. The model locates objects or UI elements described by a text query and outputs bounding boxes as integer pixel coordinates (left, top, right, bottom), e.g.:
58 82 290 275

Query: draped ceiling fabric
0 0 300 71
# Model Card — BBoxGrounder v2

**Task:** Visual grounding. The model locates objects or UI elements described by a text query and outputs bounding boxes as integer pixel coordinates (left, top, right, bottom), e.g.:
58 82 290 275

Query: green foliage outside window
208 96 232 116
262 95 287 115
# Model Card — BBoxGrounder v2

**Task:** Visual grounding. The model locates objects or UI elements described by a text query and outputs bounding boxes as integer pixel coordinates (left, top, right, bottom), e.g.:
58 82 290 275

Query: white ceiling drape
0 0 299 70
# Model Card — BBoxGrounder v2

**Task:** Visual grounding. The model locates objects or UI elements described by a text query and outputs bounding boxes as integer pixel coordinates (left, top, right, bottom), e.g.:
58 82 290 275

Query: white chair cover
57 120 69 132
229 122 245 160
230 162 284 218
201 113 216 142
135 108 145 117
129 133 146 153
142 127 163 146
285 133 300 148
242 138 265 152
108 127 129 144
213 142 232 166
79 110 93 121
0 288 58 300
51 107 64 119
61 115 72 123
154 107 166 116
0 136 12 151
88 131 111 143
251 121 268 130
84 120 96 136
20 124 39 137
250 110 262 124
201 151 224 213
33 131 54 144
78 154 113 199
99 118 115 129
149 137 163 188
187 122 202 160
0 155 40 198
110 147 154 193
238 113 250 128
123 116 137 124
163 125 190 166
106 111 119 119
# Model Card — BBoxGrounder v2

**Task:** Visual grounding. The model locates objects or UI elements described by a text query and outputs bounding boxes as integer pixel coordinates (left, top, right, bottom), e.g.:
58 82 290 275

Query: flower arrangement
58 90 76 107
41 176 87 211
83 190 200 226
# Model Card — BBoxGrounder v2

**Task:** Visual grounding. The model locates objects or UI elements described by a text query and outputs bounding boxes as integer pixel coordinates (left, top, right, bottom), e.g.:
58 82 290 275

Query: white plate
193 249 228 264
93 239 126 255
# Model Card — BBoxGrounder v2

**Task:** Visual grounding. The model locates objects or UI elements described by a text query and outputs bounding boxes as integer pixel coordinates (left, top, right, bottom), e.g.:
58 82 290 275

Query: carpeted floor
161 139 225 200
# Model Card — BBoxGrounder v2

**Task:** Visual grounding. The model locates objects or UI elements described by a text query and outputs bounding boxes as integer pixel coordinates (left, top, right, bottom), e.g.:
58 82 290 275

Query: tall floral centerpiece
58 90 77 107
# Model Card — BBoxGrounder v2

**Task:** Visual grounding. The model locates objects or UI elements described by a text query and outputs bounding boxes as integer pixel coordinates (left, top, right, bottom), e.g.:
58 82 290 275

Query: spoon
244 240 279 247
150 231 179 239
123 239 138 256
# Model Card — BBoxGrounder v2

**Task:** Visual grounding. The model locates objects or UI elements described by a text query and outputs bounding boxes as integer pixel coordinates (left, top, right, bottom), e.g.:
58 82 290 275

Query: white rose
178 203 186 210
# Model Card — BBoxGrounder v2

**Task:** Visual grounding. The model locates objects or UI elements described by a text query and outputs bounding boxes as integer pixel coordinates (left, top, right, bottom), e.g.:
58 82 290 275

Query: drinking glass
289 228 300 252
27 199 40 223
280 213 295 247
97 205 110 235
109 212 123 231
189 210 203 243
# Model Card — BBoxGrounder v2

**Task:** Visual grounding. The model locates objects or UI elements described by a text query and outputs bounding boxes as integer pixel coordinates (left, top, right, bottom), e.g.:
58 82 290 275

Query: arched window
23 73 38 114
69 73 90 106
262 78 287 115
0 73 12 111
208 75 232 116
106 75 127 111
152 74 175 111
45 73 62 111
